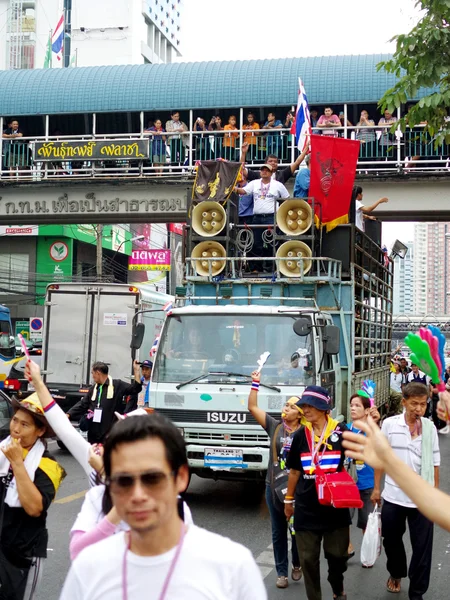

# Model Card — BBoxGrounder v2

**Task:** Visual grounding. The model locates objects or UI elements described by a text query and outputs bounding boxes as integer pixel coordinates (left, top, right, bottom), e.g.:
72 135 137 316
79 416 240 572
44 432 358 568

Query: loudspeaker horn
276 199 312 236
276 240 312 277
191 241 227 276
192 201 227 237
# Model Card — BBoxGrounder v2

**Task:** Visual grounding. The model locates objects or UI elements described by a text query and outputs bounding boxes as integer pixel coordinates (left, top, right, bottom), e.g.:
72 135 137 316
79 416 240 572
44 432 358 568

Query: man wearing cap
234 165 289 272
0 395 66 599
68 360 142 444
124 360 153 414
285 386 350 600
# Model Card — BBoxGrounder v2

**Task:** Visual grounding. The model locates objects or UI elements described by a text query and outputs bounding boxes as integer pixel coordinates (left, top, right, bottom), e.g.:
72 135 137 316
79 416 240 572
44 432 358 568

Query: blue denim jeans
265 484 300 576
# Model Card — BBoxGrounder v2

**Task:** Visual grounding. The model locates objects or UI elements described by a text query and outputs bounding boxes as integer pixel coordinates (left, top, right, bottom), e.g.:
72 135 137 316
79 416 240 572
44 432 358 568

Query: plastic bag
360 506 381 567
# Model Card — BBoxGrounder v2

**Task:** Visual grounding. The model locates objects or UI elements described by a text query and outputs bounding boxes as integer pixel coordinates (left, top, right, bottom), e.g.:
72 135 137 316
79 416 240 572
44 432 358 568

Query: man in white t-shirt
235 164 289 272
372 382 440 597
60 413 266 600
352 186 389 231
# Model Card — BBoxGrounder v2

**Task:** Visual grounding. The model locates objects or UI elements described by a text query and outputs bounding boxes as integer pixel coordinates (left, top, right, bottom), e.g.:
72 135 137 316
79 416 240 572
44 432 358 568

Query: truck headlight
177 428 184 438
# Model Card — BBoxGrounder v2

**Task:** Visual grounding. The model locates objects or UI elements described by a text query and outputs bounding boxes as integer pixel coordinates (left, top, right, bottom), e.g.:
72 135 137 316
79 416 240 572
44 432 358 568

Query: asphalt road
38 435 450 600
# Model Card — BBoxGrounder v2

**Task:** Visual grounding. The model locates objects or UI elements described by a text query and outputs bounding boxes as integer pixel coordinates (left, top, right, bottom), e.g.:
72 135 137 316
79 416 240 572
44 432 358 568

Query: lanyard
306 419 329 469
96 384 103 408
260 181 270 199
122 525 186 600
144 381 150 405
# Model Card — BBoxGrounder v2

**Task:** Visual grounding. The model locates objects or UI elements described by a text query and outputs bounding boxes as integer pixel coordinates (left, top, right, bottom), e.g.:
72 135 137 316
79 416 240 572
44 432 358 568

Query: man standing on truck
67 361 142 444
125 360 153 413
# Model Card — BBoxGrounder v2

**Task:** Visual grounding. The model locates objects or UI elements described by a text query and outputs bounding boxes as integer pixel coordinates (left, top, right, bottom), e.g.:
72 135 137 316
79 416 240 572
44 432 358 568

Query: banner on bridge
33 139 149 162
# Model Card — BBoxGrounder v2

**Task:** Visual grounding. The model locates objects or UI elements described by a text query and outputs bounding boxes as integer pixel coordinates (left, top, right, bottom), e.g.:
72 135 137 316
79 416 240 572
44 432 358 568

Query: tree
378 0 450 144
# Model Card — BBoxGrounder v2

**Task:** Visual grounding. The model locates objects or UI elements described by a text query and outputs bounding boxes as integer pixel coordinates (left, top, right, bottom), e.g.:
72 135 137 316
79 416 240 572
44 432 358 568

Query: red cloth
309 134 360 231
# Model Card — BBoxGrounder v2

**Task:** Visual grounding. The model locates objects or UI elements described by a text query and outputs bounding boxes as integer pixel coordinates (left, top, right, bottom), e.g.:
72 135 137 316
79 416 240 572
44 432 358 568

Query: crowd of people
1 354 450 599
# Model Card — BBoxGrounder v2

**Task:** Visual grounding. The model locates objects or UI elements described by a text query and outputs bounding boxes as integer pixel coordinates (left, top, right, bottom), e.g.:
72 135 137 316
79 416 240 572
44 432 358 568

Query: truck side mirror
130 323 145 350
293 318 312 337
323 325 340 355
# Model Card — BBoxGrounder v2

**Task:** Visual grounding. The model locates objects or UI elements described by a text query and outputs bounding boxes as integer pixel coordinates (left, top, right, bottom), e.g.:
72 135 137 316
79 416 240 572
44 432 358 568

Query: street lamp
109 235 145 281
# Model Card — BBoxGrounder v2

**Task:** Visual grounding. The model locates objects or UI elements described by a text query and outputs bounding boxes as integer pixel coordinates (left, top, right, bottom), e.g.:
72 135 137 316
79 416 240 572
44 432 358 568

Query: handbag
271 424 289 504
306 428 363 509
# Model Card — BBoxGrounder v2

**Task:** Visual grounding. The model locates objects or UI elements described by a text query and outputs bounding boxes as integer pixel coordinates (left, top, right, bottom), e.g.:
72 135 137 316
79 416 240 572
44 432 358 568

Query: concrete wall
0 236 39 320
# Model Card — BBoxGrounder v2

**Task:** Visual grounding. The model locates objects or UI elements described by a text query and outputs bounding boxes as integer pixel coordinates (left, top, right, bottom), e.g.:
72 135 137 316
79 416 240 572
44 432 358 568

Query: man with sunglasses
60 413 266 599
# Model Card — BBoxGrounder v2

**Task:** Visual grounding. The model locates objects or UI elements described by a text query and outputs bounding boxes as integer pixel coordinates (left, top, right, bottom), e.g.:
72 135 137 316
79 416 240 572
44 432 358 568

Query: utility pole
96 224 103 279
63 0 72 68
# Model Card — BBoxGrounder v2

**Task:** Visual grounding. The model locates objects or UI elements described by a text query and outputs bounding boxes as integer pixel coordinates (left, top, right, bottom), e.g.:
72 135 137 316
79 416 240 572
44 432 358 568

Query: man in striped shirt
372 382 440 598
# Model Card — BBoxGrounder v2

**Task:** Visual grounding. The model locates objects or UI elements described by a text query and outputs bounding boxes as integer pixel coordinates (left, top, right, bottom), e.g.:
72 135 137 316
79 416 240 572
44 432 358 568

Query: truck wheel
56 440 68 451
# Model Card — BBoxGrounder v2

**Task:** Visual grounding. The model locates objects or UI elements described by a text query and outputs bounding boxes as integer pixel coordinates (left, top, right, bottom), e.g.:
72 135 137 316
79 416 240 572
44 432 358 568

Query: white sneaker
438 425 450 434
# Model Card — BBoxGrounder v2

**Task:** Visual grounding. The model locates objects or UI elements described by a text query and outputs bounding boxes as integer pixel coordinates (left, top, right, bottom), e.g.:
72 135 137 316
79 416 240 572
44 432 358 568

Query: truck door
91 291 138 381
44 289 92 385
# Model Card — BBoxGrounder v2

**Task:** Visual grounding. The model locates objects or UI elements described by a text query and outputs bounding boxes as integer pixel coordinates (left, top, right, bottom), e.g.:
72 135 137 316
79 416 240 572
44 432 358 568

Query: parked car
0 390 13 441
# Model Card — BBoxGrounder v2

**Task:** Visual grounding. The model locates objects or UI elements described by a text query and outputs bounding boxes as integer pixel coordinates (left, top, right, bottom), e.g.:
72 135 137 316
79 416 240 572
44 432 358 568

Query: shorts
350 488 373 530
152 154 166 164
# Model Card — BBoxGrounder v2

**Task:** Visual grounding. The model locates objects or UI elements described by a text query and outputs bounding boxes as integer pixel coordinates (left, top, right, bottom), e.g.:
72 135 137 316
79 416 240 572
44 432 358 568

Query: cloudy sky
178 0 422 247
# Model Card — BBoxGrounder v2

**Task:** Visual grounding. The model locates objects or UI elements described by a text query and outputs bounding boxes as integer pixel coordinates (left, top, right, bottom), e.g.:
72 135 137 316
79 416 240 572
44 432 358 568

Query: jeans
296 527 349 600
265 485 300 577
382 500 434 600
250 214 275 271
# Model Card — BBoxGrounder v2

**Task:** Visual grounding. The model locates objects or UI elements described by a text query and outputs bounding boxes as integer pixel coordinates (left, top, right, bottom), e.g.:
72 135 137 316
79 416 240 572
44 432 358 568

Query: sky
178 0 421 249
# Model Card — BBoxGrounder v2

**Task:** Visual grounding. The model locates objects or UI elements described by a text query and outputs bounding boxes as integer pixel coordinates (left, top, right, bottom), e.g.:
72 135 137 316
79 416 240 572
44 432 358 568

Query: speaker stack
275 198 314 277
187 197 238 278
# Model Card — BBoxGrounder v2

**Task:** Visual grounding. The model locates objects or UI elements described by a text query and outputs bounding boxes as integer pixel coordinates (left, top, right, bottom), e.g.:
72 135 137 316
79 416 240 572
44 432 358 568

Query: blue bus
0 305 15 388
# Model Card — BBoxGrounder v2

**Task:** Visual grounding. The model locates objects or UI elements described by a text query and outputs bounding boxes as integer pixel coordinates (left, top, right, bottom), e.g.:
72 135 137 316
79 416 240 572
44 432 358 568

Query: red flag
309 134 360 232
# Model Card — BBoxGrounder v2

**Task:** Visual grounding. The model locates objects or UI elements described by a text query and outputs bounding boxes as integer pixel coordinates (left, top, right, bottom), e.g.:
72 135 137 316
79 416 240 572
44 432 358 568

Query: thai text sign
128 249 171 271
33 139 149 162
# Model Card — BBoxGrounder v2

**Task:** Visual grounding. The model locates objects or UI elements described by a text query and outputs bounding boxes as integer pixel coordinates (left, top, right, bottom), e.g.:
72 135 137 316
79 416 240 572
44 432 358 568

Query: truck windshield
153 314 314 386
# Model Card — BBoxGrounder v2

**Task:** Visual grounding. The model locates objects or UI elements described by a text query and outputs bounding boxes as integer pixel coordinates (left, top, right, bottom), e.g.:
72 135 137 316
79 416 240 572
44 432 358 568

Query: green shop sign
35 237 73 305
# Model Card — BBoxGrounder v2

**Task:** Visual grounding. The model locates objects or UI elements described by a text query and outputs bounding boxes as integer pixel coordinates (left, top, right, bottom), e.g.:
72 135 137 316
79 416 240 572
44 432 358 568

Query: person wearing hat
124 360 153 414
234 165 289 272
389 361 404 416
284 386 350 600
248 370 305 589
0 394 66 599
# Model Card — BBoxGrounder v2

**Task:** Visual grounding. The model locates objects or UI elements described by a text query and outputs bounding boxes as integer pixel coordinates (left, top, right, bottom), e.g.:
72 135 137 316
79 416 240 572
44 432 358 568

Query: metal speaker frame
192 201 227 237
191 240 227 276
276 199 312 236
276 240 312 277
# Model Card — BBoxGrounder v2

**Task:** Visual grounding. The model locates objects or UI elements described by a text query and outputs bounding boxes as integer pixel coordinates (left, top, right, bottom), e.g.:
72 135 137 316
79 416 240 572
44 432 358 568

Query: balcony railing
1 125 449 182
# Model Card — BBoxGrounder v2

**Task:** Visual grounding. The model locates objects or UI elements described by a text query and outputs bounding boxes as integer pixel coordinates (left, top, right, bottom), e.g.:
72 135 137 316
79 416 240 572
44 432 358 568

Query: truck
41 282 171 413
135 190 393 486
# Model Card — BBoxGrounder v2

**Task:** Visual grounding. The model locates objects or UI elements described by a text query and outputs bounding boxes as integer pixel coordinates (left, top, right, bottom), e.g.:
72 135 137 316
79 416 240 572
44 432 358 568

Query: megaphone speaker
191 241 227 276
276 199 312 236
276 240 312 277
192 201 227 237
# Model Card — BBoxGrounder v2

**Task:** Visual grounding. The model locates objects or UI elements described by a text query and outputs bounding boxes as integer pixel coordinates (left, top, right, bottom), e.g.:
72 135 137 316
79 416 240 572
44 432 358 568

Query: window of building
0 253 30 294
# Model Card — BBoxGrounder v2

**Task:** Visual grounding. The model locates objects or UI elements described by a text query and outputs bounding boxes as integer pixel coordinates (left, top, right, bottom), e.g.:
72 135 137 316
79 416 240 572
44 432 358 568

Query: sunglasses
106 469 175 494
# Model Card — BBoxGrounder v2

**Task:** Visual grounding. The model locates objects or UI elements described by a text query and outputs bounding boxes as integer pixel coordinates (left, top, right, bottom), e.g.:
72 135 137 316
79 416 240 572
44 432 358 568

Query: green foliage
378 0 450 145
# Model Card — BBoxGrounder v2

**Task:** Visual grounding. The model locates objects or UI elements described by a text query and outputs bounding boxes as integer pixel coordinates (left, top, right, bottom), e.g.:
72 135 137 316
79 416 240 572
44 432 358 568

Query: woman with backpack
248 370 303 589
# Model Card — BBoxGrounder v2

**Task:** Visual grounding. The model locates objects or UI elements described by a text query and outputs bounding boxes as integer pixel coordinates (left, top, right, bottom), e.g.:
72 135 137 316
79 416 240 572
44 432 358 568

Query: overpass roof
0 54 433 116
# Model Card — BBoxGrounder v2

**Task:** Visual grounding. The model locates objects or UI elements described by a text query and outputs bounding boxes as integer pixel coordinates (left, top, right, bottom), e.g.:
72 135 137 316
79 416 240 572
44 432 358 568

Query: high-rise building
393 241 414 315
412 222 450 316
0 0 183 70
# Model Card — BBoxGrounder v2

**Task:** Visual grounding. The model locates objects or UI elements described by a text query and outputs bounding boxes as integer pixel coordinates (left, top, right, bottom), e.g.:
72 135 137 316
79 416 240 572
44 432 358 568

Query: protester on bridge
207 115 223 158
60 413 267 600
124 360 153 413
0 393 65 599
165 110 188 165
285 387 350 600
371 382 439 596
346 392 380 561
248 370 304 589
221 115 239 161
243 112 260 162
317 107 341 137
378 109 398 158
262 112 283 157
343 390 450 534
2 118 27 172
144 119 167 175
355 110 376 144
67 361 142 444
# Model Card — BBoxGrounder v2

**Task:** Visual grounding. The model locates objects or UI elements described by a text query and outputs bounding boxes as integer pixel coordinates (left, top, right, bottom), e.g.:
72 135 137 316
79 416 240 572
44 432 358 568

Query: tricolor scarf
304 415 340 472
91 376 114 402
0 437 45 507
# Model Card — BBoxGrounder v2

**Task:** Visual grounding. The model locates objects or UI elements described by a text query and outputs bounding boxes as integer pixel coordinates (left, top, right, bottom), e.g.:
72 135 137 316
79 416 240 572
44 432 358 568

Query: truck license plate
204 447 246 469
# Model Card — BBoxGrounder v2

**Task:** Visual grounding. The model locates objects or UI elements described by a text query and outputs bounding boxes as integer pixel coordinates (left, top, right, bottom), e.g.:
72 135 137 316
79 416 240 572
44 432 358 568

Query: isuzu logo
206 412 247 424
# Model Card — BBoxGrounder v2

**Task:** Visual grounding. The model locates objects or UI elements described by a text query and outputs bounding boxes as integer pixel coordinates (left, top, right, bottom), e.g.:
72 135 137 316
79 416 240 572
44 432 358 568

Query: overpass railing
1 126 449 182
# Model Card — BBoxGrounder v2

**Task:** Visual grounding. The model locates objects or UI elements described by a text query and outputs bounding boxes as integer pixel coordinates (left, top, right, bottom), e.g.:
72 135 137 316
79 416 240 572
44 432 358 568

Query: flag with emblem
192 160 242 202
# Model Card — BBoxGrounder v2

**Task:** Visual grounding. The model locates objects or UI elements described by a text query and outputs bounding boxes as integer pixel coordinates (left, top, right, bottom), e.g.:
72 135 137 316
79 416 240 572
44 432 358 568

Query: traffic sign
29 317 43 341
15 320 30 340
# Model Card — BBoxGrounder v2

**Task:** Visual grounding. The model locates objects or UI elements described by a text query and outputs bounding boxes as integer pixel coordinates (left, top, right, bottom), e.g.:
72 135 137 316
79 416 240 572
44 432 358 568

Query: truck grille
185 431 269 444
155 408 279 425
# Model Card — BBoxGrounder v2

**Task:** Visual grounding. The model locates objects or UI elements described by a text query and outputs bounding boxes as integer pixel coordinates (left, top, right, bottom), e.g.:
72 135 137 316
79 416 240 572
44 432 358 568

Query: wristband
284 500 295 504
251 380 260 391
285 495 294 500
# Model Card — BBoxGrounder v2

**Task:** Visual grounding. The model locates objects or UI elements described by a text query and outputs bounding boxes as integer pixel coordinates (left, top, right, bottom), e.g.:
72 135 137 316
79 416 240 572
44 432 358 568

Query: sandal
276 576 289 589
333 595 347 600
387 577 401 593
291 566 302 581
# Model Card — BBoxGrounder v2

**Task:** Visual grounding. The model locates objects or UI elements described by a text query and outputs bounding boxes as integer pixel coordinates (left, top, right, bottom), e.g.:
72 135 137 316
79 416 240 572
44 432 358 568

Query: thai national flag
163 301 173 317
149 335 160 357
51 14 65 62
291 78 312 152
